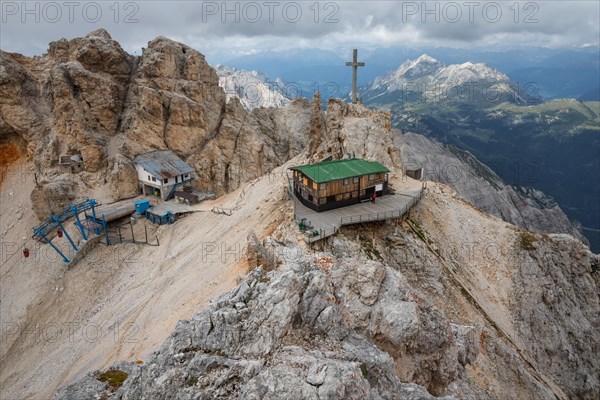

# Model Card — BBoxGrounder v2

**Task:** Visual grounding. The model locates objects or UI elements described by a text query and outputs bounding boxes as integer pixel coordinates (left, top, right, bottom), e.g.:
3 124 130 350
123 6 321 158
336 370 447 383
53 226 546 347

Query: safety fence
295 190 422 243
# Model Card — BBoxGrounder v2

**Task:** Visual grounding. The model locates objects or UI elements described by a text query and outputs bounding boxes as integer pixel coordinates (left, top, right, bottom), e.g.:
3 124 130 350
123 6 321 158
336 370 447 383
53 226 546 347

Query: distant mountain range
507 49 600 100
359 54 600 251
215 65 292 111
360 54 533 106
222 46 599 102
216 51 600 251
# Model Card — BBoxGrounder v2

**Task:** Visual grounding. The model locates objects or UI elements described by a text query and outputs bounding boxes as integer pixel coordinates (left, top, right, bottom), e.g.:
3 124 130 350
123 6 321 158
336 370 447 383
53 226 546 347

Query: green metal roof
290 158 390 184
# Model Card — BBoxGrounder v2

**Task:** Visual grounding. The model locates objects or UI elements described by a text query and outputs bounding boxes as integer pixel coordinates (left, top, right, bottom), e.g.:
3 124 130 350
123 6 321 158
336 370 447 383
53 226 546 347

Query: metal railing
306 226 339 242
340 209 401 224
339 192 421 226
294 190 423 243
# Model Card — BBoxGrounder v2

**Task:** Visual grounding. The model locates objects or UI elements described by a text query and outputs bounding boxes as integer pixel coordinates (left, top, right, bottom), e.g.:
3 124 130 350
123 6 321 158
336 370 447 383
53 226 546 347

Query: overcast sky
1 1 598 62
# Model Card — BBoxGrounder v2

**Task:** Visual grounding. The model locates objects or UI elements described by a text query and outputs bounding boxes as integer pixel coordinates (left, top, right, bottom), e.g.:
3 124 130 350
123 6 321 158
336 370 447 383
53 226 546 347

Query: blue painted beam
91 203 99 235
71 206 88 241
102 215 109 246
52 216 77 253
33 228 69 263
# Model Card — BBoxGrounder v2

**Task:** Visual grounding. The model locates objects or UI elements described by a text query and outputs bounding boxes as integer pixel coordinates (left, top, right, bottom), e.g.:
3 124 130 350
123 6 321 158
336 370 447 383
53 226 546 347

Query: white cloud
0 1 598 59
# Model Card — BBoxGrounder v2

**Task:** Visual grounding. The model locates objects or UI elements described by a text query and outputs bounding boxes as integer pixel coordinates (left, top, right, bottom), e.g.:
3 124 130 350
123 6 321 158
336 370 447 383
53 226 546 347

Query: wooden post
144 225 148 244
118 226 122 243
130 222 135 243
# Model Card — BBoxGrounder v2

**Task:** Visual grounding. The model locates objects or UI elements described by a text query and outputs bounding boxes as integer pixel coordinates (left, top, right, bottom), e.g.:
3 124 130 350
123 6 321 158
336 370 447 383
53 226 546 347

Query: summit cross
345 49 365 103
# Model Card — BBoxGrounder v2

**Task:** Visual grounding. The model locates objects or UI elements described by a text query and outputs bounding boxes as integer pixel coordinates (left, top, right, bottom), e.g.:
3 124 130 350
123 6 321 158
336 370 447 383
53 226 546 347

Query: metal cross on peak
345 49 365 103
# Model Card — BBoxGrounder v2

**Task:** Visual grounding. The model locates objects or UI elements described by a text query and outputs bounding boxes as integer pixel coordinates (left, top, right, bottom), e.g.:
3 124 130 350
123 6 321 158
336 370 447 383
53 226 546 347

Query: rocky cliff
56 181 599 400
360 54 528 105
0 29 314 220
396 132 588 244
216 65 292 111
2 31 598 400
1 29 585 243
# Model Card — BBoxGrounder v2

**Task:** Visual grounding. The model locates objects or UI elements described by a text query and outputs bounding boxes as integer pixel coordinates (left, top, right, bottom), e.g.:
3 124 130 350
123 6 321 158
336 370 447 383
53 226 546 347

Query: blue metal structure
145 210 175 225
32 198 107 263
167 184 179 201
134 199 150 213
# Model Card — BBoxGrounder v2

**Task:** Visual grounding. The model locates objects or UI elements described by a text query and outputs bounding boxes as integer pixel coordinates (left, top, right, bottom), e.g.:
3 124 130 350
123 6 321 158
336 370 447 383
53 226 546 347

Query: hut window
151 176 156 182
312 181 317 190
343 178 349 185
164 178 169 184
368 174 376 181
319 183 327 189
353 177 359 183
147 175 151 181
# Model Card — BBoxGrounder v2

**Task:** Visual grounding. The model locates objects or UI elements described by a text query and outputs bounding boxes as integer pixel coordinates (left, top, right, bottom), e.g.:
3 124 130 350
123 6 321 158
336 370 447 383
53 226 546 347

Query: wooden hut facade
290 158 390 212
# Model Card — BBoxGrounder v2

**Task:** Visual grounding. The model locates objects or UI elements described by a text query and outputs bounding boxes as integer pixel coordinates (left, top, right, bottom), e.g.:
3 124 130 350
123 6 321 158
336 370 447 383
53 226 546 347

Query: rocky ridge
1 31 598 400
0 29 313 220
0 30 587 242
56 180 600 399
216 65 292 111
361 54 526 104
395 132 588 244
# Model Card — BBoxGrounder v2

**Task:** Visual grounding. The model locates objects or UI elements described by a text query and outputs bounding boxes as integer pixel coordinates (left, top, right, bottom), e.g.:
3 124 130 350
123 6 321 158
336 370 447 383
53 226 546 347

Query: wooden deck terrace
293 189 423 243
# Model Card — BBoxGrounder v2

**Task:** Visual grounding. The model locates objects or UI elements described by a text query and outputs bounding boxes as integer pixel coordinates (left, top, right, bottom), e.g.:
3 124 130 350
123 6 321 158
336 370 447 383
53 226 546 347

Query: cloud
0 1 598 60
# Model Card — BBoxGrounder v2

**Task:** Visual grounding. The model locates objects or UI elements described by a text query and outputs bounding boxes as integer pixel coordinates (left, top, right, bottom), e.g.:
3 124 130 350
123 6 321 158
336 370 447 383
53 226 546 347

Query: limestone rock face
509 235 600 398
216 64 292 111
108 155 139 200
55 255 471 400
319 99 401 175
122 37 226 158
46 30 133 160
1 30 313 214
30 179 77 221
396 132 588 243
57 196 600 400
51 200 597 400
48 29 132 76
409 185 600 400
188 97 312 195
308 92 325 155
0 51 53 171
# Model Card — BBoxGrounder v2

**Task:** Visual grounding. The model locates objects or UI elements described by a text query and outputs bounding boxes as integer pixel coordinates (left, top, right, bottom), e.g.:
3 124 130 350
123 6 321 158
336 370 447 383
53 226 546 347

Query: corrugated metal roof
174 191 199 201
133 150 194 179
290 158 390 183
